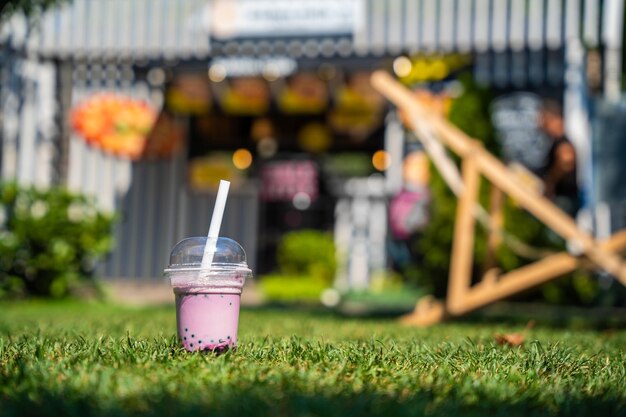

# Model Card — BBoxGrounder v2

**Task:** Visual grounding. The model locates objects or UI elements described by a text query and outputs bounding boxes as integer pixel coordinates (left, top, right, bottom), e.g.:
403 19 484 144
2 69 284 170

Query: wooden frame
370 71 626 326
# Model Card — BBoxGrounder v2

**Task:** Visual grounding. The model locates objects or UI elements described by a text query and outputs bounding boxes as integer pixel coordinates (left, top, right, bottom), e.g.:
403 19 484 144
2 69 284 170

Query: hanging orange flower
71 94 157 160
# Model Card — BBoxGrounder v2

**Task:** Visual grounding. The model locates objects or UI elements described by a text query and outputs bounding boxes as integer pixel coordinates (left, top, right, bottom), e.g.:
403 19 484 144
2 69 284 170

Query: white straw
201 180 230 269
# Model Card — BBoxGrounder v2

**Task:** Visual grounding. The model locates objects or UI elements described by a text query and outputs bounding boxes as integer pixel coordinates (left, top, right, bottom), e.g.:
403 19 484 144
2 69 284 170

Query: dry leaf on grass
494 332 525 346
494 320 536 347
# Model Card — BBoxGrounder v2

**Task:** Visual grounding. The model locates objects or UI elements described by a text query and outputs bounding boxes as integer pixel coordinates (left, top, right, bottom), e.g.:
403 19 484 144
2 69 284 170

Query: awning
0 0 614 60
1 0 211 60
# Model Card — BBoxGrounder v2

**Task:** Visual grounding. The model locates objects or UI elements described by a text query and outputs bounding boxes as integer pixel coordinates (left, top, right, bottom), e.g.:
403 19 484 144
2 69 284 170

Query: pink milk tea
165 237 251 353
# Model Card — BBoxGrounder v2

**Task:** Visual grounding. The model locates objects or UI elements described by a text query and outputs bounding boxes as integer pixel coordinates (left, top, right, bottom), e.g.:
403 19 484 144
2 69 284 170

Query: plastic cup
164 237 251 353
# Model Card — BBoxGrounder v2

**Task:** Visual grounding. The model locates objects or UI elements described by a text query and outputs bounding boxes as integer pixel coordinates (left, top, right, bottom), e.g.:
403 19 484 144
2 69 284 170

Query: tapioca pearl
184 337 187 341
185 328 188 332
191 334 195 338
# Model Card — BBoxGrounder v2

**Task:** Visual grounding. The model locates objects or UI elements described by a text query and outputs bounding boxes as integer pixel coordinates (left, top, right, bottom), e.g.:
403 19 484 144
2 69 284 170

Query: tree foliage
0 0 70 23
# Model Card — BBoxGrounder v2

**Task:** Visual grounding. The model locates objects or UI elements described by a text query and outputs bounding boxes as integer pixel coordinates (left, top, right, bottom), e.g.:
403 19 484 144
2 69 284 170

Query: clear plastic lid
167 237 248 269
164 237 251 290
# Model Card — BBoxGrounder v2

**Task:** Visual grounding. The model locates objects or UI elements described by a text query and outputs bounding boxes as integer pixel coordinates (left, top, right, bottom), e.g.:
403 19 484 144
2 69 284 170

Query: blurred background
1 0 625 310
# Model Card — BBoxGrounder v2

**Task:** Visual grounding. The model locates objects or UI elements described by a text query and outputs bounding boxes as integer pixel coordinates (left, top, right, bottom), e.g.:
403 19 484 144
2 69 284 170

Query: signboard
210 0 363 39
329 72 384 140
490 93 552 174
278 73 328 114
218 77 271 115
260 160 319 202
210 57 297 78
189 153 246 191
166 74 212 115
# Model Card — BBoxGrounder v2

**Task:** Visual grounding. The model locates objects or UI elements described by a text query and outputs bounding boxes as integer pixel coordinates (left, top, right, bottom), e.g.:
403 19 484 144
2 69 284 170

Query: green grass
1 301 625 417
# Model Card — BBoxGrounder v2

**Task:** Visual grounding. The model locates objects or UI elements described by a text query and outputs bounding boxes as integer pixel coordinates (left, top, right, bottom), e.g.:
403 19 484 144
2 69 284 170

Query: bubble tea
165 237 251 353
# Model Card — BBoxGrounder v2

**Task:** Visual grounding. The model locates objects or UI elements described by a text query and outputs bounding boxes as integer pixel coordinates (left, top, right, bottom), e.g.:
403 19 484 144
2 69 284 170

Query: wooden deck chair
370 71 626 326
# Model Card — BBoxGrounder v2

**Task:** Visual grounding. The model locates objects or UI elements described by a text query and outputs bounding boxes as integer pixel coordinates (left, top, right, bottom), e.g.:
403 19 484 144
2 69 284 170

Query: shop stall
1 0 620 285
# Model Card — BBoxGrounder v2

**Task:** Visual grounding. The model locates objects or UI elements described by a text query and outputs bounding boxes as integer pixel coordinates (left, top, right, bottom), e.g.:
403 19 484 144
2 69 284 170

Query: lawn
1 301 625 417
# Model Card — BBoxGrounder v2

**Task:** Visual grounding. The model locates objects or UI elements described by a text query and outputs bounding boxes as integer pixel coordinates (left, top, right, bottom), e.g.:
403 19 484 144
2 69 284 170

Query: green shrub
0 182 115 298
259 230 337 303
258 274 328 303
276 230 336 284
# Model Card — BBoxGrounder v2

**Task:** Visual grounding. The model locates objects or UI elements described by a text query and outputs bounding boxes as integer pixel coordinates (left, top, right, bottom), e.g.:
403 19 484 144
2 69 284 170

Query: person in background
388 149 431 276
539 100 580 217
